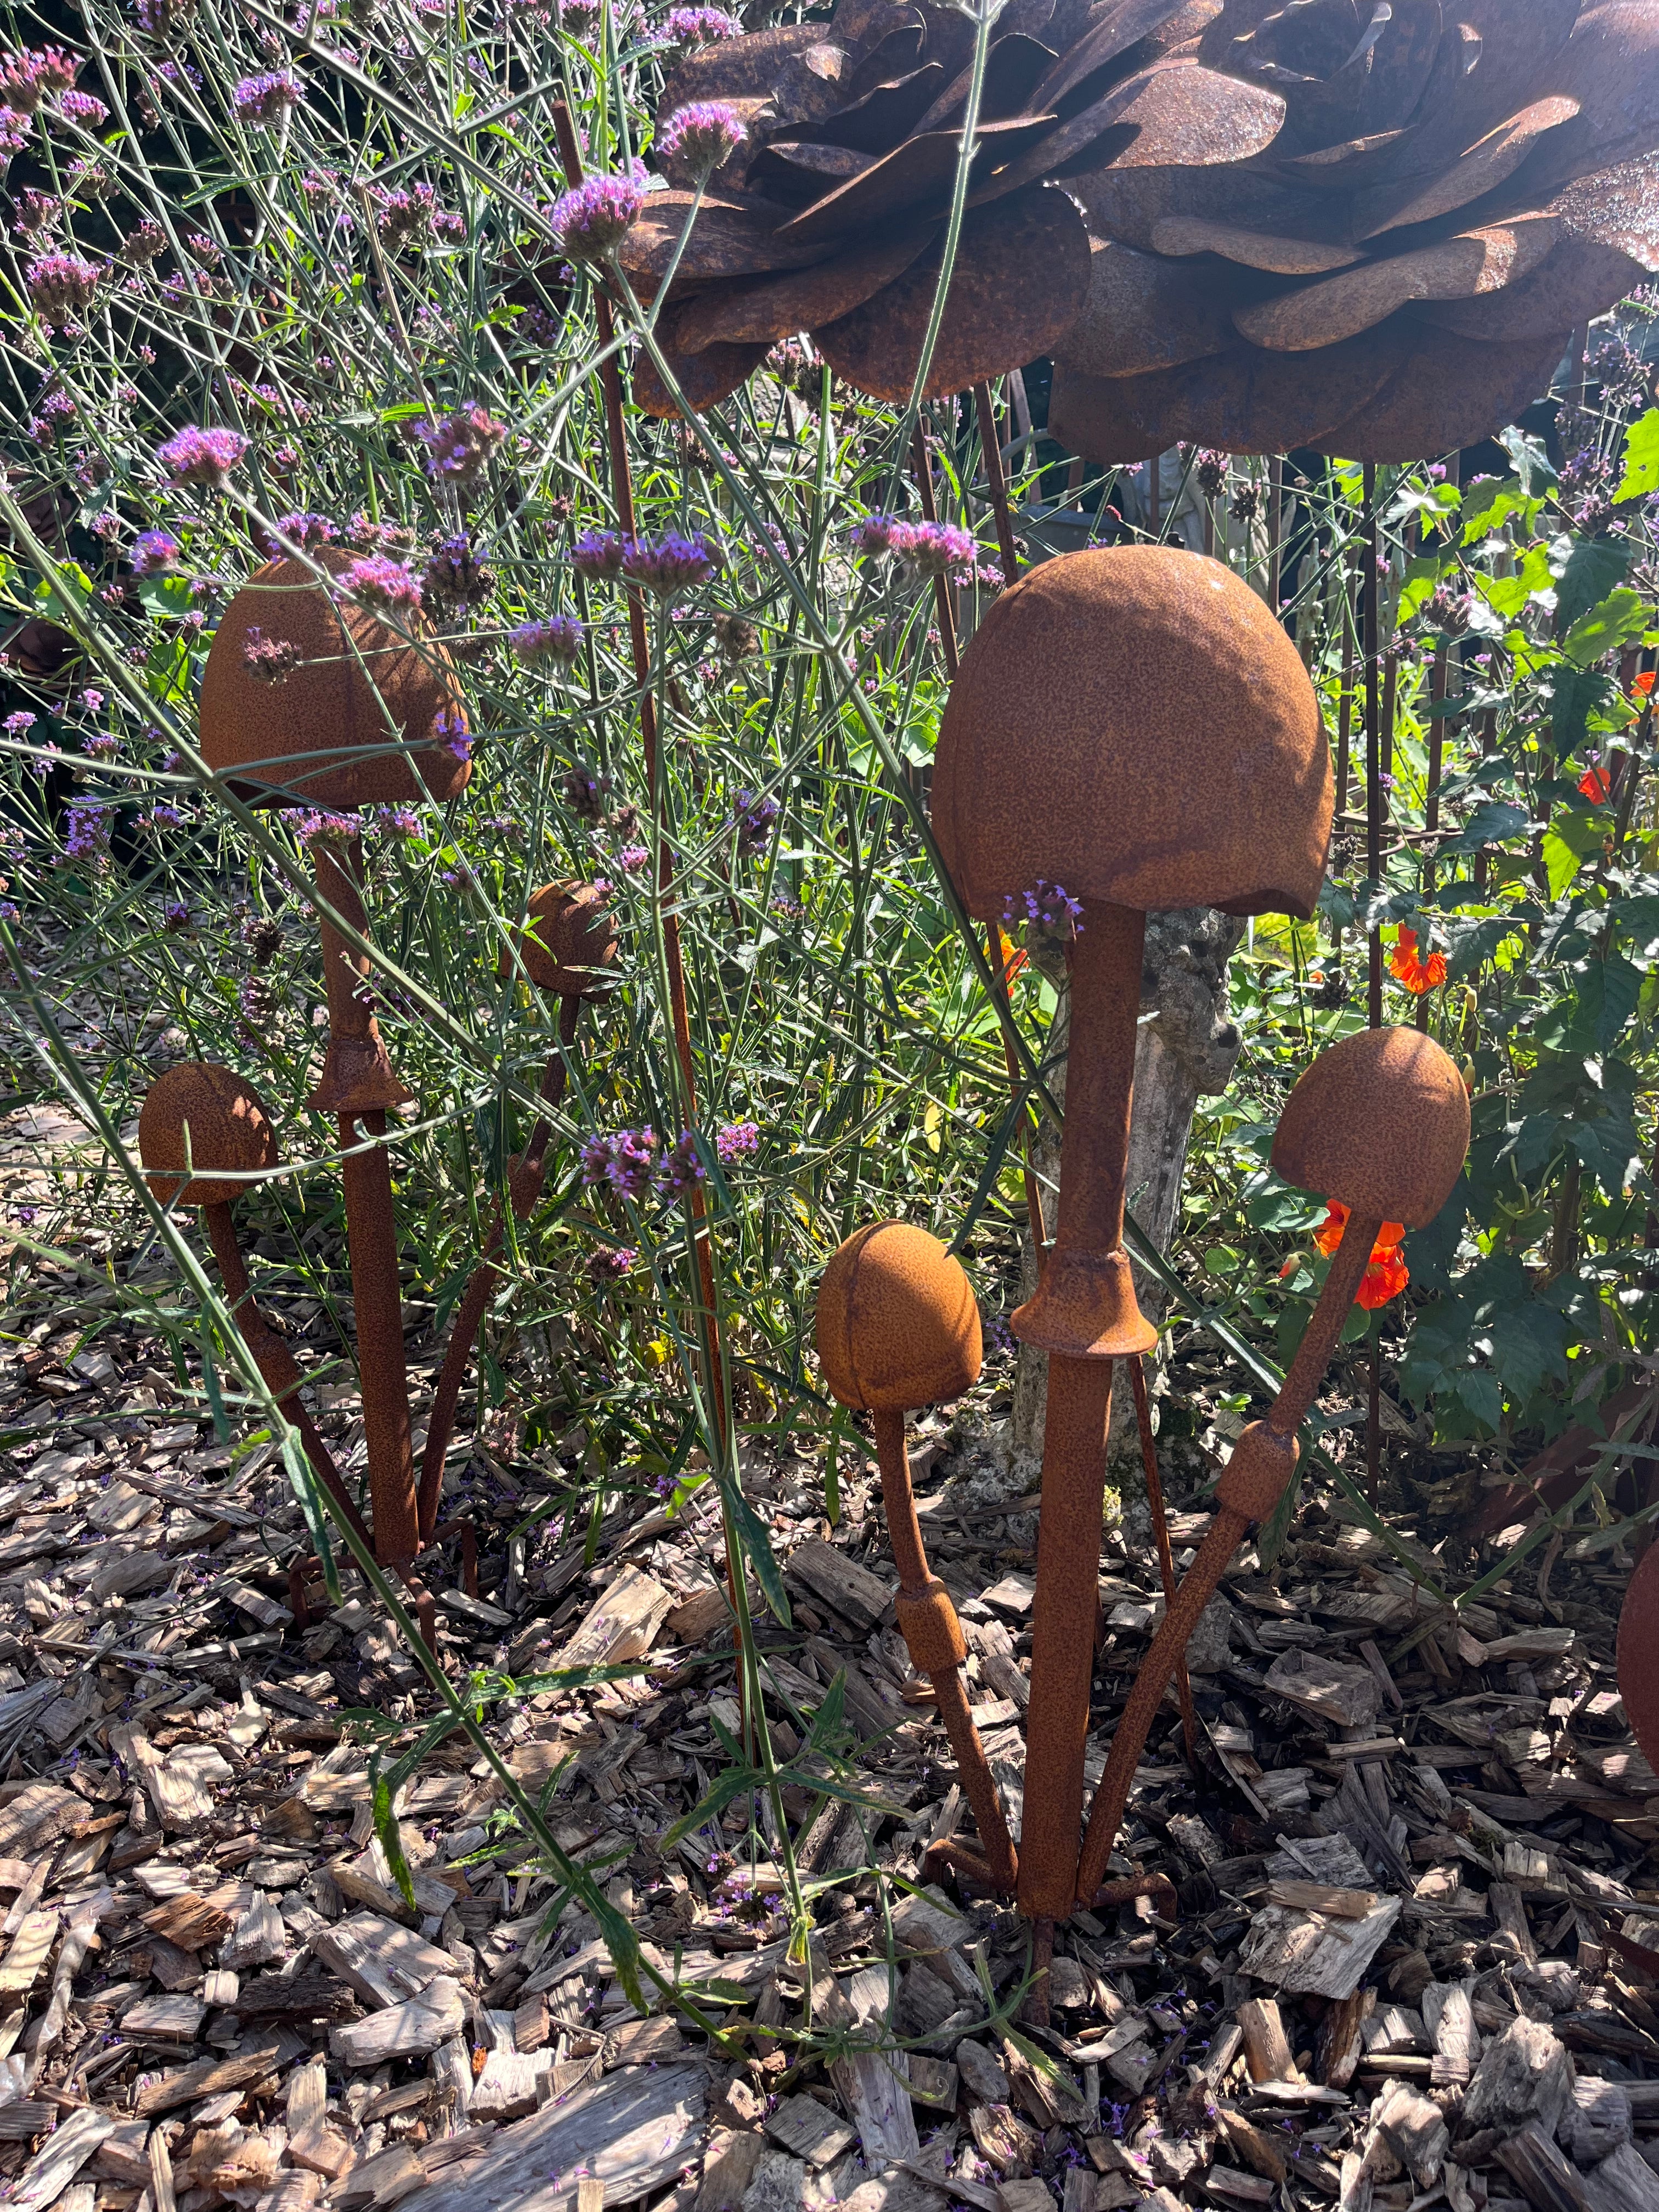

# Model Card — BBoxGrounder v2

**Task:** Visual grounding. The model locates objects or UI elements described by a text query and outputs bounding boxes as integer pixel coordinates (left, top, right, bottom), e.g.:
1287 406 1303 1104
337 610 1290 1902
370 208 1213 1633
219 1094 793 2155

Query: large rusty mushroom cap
139 1062 279 1209
1272 1026 1470 1230
200 549 471 810
500 881 619 996
816 1220 981 1415
931 547 1331 921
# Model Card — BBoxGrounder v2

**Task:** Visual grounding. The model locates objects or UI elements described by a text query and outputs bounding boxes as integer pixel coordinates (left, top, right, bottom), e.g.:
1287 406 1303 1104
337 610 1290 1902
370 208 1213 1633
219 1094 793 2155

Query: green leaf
1615 407 1659 500
1501 426 1558 495
1562 583 1646 667
1542 827 1584 900
1547 668 1614 753
1555 539 1633 634
280 1430 339 1606
724 1482 791 1628
370 1763 417 1913
1441 799 1529 855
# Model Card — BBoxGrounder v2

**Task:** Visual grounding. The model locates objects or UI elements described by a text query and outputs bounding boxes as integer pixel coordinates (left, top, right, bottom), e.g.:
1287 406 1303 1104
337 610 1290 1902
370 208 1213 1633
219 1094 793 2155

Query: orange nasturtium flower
1389 924 1447 995
1313 1200 1409 1310
1633 669 1655 701
997 928 1028 986
1579 765 1612 804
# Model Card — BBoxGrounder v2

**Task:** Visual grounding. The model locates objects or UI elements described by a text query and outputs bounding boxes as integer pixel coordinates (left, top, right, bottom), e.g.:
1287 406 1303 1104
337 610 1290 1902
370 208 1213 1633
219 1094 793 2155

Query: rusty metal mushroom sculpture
1075 1024 1470 1904
417 882 618 1539
1618 1543 1659 1780
138 1063 376 1576
932 544 1331 1928
631 0 1262 413
1048 0 1659 461
194 549 470 1593
816 1220 1019 1893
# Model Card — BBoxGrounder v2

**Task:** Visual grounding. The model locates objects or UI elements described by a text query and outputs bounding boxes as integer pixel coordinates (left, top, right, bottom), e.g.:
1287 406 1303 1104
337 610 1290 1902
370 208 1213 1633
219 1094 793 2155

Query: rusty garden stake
1075 1025 1470 1906
816 1221 1018 1894
418 882 618 1541
930 546 1332 1946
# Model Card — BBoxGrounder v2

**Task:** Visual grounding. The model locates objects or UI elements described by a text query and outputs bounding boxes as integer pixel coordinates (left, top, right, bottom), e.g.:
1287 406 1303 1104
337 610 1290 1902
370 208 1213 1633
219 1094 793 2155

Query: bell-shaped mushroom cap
932 547 1332 921
1272 1026 1470 1229
200 549 471 810
500 882 619 996
816 1221 982 1415
139 1062 279 1209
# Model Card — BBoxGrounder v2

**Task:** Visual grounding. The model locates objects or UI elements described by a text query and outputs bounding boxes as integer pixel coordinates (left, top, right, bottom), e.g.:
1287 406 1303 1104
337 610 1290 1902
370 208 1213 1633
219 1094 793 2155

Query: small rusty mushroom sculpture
1074 1025 1470 1906
932 545 1331 1929
196 549 469 1588
417 882 619 1539
816 1221 1018 1893
138 1064 376 1578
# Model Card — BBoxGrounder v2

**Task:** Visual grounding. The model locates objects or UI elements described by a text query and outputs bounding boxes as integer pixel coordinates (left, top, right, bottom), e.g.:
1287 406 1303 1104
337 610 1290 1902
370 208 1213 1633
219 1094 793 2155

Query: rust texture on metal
816 1224 1015 1889
1272 1023 1471 1230
1075 1026 1472 1905
629 0 1215 413
1048 5 1659 460
1618 1540 1659 1777
932 543 1329 1926
1130 1352 1195 1764
931 549 1333 926
200 551 470 809
138 1061 279 1209
501 880 620 998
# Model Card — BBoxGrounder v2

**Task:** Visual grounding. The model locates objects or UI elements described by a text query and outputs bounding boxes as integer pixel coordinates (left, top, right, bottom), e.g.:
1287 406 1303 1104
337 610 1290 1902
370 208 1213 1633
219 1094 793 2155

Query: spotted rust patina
816 1220 1018 1893
1073 1026 1470 1908
932 544 1331 1931
416 883 621 1538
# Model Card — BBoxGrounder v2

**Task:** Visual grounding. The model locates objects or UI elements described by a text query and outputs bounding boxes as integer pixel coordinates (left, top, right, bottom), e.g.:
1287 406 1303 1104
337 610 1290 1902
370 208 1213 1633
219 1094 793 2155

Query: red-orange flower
1633 670 1655 701
1389 926 1447 996
1580 765 1612 804
1312 1201 1409 1308
997 929 1028 987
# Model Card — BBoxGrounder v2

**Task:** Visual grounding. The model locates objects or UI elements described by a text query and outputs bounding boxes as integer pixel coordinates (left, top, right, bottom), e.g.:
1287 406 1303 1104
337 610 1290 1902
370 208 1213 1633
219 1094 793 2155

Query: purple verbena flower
621 531 719 597
434 706 472 763
339 552 421 616
572 529 625 582
243 628 301 684
415 402 507 488
369 804 421 838
664 6 741 40
12 188 58 235
296 808 357 845
715 1120 758 1166
511 614 584 665
58 88 106 125
273 510 337 551
549 172 646 262
163 899 191 930
232 70 303 124
2 48 77 115
26 251 101 325
733 788 778 855
60 799 111 866
587 1244 637 1282
131 529 179 577
1003 879 1084 940
655 100 746 178
581 1127 659 1200
656 1129 706 1199
422 531 495 615
618 843 650 872
904 519 978 580
155 424 247 487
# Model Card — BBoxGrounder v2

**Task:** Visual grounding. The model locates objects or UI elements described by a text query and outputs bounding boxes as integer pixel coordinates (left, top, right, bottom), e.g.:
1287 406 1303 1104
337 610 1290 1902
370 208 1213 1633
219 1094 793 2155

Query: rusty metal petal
1432 0 1581 148
793 61 946 151
633 336 769 419
909 31 1060 134
1072 55 1285 168
1150 214 1360 269
1047 328 1397 457
1415 233 1644 340
1029 0 1196 112
1232 218 1559 352
618 194 831 288
664 220 939 351
1058 235 1247 376
658 22 850 134
1527 0 1659 176
1310 326 1566 462
1544 144 1659 269
815 185 1089 399
1073 153 1335 249
775 115 1058 244
1352 94 1581 238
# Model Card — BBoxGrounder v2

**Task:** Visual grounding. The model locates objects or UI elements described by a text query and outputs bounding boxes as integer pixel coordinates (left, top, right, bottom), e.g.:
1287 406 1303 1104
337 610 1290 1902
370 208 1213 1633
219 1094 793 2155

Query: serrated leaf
1615 407 1659 500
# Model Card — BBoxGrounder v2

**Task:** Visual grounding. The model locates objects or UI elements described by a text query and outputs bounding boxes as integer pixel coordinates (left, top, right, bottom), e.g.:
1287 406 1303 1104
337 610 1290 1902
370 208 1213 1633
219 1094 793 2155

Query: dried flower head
415 402 507 488
242 628 302 684
421 532 495 616
712 612 758 662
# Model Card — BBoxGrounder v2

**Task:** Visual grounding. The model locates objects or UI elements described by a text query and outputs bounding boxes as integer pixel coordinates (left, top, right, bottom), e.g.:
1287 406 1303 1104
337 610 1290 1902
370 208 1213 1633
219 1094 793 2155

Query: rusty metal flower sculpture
629 0 1241 411
1048 0 1659 462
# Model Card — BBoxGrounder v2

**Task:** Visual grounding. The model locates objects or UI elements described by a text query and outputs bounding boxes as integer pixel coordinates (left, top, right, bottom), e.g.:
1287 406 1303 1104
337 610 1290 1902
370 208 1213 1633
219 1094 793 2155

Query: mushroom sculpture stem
200 1201 373 1558
870 1404 1018 1895
417 994 582 1538
309 838 419 1572
1013 899 1156 1925
1074 1206 1379 1908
